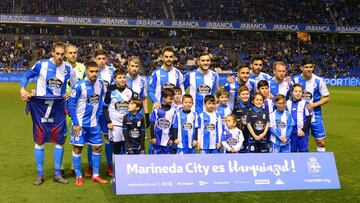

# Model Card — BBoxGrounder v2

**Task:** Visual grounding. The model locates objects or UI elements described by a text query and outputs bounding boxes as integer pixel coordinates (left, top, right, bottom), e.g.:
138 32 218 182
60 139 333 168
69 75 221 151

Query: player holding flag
20 42 77 185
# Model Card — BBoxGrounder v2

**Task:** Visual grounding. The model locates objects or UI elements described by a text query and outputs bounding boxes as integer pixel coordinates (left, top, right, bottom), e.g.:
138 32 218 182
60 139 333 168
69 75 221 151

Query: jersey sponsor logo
87 94 100 104
277 121 286 129
183 122 193 130
161 82 175 90
46 77 63 88
156 118 171 129
205 123 215 131
197 84 211 95
129 128 140 138
254 120 265 131
303 91 313 101
226 137 238 147
115 101 129 111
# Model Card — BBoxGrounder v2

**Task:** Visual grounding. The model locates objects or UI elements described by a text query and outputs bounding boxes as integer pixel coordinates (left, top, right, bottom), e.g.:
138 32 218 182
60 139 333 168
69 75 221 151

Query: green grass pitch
1 83 360 202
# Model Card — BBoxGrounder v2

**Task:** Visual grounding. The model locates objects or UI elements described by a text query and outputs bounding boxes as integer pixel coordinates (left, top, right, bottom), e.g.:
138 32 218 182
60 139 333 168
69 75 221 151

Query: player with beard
148 46 184 109
85 49 115 178
249 56 271 85
269 61 292 99
126 56 149 126
184 52 219 114
224 65 256 110
292 55 329 152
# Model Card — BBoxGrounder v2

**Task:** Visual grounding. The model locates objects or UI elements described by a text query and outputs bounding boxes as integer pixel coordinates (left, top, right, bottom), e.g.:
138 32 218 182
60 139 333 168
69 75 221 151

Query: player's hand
107 123 114 130
306 102 316 110
282 137 288 143
153 102 161 109
63 93 71 100
168 140 173 146
284 76 291 83
226 76 235 83
230 148 236 153
217 143 222 149
174 139 179 145
20 88 31 101
73 125 82 136
192 140 198 147
150 138 157 144
298 129 305 137
30 89 36 96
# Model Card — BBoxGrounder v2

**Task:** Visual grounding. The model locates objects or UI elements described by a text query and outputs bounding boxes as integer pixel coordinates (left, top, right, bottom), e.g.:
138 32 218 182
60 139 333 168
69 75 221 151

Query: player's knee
92 145 102 152
72 145 83 154
34 144 44 149
316 139 325 147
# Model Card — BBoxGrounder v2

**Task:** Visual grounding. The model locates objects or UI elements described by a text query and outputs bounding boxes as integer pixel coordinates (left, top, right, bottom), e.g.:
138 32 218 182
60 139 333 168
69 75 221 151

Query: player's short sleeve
319 79 329 97
184 72 190 89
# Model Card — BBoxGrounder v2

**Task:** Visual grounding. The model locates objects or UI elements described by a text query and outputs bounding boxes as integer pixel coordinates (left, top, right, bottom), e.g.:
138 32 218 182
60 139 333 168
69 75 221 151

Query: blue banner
324 77 360 86
112 153 340 195
0 73 36 82
1 14 359 33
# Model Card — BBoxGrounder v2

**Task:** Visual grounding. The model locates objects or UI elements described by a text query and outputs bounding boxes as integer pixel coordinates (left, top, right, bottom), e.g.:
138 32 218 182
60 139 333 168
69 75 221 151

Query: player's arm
178 71 185 95
149 109 157 144
68 85 82 135
20 62 41 100
233 131 244 152
220 132 231 152
285 114 295 142
122 116 130 151
302 105 313 133
214 73 220 93
171 114 179 144
102 89 113 129
140 116 146 152
183 72 190 90
307 80 330 109
147 71 159 105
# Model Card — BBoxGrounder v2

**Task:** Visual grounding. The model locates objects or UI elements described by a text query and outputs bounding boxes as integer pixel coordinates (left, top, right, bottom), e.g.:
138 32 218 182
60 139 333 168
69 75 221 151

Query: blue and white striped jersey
173 110 197 149
286 99 312 131
103 87 133 126
250 71 271 85
126 74 147 100
98 65 115 89
68 79 105 127
224 79 256 111
217 104 232 130
20 59 77 96
264 98 275 117
269 110 294 146
184 69 219 114
197 111 223 150
150 106 176 146
269 78 292 98
292 74 329 116
148 66 184 104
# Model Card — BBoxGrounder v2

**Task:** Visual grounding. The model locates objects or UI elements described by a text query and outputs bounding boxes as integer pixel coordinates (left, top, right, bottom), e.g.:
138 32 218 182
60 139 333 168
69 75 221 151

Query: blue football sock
104 140 113 167
34 144 44 177
72 152 82 178
92 152 101 177
87 145 92 167
54 145 64 176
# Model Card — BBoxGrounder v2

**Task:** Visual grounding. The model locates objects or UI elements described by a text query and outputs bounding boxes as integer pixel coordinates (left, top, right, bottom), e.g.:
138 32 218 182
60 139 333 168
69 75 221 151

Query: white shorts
109 126 124 142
